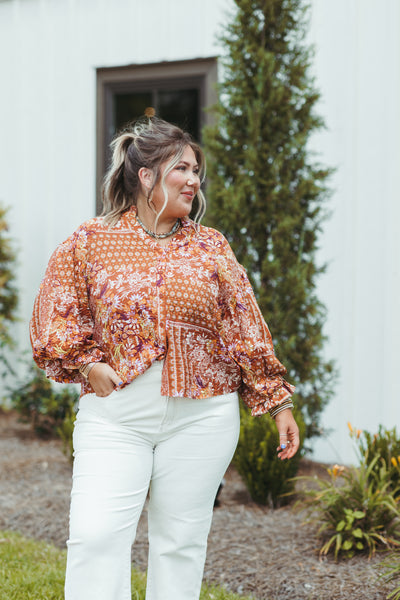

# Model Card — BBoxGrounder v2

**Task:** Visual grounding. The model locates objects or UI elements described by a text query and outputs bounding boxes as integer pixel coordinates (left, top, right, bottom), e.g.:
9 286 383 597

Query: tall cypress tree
203 0 335 438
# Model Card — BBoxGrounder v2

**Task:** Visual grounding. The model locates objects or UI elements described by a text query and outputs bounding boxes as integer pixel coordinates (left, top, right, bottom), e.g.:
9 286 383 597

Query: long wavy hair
101 117 207 228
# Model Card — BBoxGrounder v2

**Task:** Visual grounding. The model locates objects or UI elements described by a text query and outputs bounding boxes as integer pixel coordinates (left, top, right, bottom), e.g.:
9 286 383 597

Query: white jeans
65 361 240 600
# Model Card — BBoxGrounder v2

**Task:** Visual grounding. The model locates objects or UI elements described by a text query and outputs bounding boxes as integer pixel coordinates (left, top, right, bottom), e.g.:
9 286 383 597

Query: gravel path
0 409 393 600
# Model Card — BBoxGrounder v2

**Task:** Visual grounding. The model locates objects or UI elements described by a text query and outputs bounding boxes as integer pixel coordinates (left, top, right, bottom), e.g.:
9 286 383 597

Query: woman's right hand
87 363 123 397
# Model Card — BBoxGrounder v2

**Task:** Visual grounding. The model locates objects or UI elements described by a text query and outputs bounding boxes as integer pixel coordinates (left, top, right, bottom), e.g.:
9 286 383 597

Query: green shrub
295 455 400 559
349 423 400 498
56 409 77 462
9 362 78 458
233 403 305 507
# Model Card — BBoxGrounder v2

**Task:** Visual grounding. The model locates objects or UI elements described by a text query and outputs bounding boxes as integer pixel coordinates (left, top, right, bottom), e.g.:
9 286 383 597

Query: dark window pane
113 88 200 141
158 89 199 141
114 92 153 132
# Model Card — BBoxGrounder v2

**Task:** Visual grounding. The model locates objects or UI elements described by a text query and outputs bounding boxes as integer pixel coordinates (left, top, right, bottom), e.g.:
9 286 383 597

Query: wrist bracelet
79 362 96 380
269 399 294 419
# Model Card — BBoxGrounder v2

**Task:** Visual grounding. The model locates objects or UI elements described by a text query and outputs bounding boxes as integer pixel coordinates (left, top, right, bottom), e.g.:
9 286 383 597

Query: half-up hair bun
101 116 206 227
111 132 136 166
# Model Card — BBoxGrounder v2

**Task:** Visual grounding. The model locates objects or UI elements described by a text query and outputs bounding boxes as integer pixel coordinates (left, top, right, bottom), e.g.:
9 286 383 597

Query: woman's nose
187 174 199 186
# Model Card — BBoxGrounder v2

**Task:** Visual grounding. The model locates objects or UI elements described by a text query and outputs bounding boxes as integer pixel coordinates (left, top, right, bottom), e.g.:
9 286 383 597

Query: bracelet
269 399 294 419
79 362 96 380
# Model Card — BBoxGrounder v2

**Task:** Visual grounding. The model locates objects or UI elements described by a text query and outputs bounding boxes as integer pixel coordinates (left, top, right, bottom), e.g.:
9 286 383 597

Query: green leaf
320 536 336 556
336 520 345 532
352 528 363 539
353 511 366 519
342 540 353 551
355 542 364 550
334 533 342 559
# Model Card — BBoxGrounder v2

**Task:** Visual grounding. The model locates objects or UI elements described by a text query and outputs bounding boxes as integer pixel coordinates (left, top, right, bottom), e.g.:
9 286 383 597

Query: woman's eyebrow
178 160 199 168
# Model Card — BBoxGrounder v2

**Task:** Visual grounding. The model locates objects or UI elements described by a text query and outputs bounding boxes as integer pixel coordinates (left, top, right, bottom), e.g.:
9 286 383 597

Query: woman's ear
138 167 154 193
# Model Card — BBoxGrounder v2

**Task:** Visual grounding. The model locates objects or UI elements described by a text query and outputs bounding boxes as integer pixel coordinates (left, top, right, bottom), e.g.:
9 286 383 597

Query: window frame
96 57 218 213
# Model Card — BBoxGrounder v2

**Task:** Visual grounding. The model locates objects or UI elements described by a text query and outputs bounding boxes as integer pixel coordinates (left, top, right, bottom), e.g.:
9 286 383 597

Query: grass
0 530 254 600
0 531 66 599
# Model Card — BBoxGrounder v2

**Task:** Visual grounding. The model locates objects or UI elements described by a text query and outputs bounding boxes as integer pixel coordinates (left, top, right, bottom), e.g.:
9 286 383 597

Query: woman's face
151 145 201 220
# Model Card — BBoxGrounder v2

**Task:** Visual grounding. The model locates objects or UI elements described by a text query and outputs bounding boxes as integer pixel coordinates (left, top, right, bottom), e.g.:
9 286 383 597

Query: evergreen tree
203 0 335 438
0 204 18 376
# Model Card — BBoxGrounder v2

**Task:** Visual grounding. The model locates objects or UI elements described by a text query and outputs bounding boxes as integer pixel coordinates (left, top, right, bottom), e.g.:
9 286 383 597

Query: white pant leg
65 378 161 600
146 391 240 600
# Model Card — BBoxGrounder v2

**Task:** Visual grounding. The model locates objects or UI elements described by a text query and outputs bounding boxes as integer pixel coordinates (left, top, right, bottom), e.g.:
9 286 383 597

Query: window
96 58 218 213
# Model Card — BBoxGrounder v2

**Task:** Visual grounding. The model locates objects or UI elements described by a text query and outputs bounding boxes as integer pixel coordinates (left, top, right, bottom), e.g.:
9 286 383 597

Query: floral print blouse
30 206 294 416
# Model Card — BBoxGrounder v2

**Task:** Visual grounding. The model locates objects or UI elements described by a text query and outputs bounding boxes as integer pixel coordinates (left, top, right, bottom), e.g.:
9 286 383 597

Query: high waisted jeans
65 361 240 600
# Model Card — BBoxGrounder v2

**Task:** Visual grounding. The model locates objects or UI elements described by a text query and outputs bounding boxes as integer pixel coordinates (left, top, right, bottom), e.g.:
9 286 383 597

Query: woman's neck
135 199 178 234
135 199 181 246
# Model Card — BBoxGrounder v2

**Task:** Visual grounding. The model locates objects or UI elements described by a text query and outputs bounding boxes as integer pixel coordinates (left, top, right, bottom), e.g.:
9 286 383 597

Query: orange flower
391 457 398 467
356 429 362 439
347 422 354 433
329 464 345 478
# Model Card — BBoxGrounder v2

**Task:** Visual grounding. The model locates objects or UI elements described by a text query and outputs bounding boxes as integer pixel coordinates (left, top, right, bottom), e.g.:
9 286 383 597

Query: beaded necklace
136 215 181 240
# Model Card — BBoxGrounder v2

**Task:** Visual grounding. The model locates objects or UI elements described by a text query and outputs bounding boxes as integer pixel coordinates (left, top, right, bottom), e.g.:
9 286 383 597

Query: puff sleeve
215 236 295 416
30 227 104 383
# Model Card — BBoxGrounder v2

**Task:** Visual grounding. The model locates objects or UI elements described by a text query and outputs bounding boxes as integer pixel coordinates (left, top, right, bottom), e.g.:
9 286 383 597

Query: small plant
334 507 369 554
233 403 305 507
8 362 78 459
295 455 400 559
349 422 400 497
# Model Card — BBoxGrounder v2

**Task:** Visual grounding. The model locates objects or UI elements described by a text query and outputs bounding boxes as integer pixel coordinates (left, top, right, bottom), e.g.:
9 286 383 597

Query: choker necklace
136 215 181 239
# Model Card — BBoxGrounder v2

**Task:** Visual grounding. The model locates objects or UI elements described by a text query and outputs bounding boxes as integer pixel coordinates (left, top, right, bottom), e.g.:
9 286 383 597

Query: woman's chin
175 203 194 219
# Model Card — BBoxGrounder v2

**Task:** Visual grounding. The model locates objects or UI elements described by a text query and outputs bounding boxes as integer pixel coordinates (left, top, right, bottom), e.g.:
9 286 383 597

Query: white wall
308 0 400 463
0 0 399 463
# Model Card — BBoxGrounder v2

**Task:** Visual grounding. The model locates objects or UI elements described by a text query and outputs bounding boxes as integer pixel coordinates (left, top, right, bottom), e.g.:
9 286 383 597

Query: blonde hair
101 117 206 227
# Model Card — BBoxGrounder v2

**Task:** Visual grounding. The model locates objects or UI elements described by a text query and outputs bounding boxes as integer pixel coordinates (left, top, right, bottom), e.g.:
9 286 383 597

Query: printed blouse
30 206 295 416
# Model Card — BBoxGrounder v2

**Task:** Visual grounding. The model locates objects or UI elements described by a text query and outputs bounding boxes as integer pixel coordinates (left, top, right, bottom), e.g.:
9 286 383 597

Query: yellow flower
330 464 345 478
391 457 398 467
347 422 354 433
356 429 362 439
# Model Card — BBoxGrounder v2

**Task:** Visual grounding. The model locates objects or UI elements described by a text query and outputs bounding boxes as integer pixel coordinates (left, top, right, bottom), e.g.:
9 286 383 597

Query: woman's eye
176 165 200 177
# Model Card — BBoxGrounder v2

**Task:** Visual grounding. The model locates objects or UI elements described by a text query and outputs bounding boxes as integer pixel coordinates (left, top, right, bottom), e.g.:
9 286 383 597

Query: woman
30 117 299 600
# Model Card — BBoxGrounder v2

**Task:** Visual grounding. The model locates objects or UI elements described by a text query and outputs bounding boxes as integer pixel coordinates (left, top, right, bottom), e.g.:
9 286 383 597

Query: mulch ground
0 409 394 600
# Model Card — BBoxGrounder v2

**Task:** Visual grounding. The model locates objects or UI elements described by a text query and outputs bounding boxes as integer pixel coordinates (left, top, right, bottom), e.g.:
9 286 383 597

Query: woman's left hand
274 408 300 460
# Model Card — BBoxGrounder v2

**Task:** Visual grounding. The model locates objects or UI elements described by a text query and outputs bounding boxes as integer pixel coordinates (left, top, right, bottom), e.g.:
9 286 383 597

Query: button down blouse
30 207 295 416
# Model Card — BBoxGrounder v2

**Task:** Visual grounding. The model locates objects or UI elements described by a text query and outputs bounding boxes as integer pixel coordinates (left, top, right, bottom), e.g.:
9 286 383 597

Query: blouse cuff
247 380 295 416
62 348 104 371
